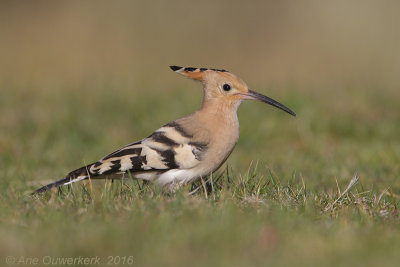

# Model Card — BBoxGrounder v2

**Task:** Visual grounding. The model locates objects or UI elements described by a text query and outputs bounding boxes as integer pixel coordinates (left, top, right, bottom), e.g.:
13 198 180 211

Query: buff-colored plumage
33 66 295 194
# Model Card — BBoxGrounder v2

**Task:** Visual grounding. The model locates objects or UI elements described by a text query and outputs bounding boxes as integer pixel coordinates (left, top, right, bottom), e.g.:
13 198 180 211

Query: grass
1 80 400 267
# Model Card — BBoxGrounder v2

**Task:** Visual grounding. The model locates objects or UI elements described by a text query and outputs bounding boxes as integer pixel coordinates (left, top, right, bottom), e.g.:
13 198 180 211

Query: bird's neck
198 98 240 127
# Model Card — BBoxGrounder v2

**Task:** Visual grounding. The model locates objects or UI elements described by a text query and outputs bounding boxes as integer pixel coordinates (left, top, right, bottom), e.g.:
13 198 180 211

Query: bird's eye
223 84 231 91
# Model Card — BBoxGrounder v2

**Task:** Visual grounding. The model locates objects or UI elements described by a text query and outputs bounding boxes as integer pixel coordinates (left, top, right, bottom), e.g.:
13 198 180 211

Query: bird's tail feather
31 176 88 194
32 163 95 195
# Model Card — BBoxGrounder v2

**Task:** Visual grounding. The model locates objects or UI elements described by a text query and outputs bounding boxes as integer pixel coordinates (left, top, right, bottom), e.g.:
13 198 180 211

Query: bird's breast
194 114 240 176
171 108 240 182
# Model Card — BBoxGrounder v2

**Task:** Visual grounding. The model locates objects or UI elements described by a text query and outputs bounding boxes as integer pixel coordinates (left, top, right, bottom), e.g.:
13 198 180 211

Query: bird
32 66 296 194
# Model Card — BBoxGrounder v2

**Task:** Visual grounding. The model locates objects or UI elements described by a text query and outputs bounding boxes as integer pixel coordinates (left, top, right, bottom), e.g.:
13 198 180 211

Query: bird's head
170 65 296 116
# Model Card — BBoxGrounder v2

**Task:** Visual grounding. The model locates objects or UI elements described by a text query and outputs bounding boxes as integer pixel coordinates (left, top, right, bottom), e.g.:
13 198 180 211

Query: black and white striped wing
89 122 208 178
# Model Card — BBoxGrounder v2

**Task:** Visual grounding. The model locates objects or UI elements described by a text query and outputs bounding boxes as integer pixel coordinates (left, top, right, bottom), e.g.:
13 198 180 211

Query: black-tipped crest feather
169 65 182 71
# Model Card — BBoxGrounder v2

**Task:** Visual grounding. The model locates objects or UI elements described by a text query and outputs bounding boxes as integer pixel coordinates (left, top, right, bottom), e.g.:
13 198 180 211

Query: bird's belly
155 169 202 186
133 172 159 181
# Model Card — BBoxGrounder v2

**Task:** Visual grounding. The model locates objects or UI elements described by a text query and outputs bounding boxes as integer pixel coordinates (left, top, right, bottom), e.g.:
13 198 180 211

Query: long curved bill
241 90 296 116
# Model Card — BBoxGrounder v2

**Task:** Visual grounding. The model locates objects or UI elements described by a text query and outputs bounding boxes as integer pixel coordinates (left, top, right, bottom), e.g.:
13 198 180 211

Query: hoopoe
33 66 296 194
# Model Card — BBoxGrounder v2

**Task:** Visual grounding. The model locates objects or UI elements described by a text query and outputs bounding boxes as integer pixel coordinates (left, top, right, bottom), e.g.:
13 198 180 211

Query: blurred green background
1 1 400 266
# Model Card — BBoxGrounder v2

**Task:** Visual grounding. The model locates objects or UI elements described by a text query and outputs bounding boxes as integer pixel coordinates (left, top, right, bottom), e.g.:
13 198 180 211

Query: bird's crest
169 65 228 81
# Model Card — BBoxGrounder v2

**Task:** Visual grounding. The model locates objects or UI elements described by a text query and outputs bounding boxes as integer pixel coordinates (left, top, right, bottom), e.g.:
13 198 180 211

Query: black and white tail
32 164 95 194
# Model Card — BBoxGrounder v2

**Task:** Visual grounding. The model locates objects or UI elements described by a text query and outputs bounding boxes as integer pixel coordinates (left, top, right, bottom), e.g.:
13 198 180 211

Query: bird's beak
240 90 296 116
